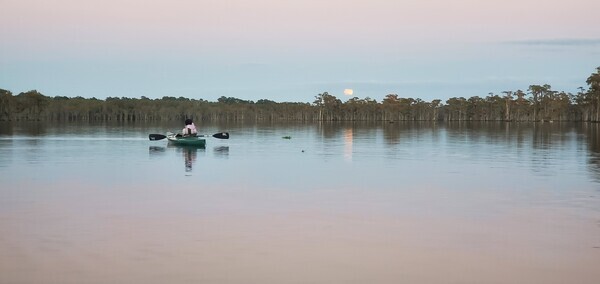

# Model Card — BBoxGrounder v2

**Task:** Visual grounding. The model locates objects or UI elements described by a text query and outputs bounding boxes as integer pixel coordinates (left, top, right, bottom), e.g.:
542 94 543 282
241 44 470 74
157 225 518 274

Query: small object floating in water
282 136 291 139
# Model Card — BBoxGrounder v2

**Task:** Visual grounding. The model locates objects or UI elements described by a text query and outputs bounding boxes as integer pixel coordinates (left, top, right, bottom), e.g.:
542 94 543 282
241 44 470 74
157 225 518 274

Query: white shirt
182 123 197 135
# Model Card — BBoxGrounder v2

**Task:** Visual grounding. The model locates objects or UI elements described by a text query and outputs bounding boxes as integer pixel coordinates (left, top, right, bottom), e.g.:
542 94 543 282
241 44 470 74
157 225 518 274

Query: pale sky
1 0 599 102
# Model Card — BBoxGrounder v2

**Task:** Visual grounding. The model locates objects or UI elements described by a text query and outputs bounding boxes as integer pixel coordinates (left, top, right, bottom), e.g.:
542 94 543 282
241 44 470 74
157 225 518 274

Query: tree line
1 67 599 122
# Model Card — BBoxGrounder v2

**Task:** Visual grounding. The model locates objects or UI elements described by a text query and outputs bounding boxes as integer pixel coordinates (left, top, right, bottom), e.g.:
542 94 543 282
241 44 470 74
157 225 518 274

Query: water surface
1 121 599 283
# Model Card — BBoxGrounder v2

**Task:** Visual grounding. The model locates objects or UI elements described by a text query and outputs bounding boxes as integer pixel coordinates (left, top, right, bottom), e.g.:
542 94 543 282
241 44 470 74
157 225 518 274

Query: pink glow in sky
1 0 599 101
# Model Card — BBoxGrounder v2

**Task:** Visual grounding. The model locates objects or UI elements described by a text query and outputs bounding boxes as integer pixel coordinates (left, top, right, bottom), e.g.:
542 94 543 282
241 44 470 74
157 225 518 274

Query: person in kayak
181 118 198 136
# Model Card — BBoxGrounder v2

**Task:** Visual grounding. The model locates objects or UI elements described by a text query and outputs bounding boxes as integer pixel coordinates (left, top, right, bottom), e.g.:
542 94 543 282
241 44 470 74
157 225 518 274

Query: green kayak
166 133 206 147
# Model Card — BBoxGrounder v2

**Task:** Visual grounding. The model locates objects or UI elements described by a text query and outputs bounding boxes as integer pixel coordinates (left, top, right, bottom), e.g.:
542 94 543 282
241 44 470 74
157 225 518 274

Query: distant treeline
2 67 599 122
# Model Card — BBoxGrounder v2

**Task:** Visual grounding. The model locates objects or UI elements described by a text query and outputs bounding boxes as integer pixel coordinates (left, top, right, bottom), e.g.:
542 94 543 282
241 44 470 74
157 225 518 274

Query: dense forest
1 67 599 122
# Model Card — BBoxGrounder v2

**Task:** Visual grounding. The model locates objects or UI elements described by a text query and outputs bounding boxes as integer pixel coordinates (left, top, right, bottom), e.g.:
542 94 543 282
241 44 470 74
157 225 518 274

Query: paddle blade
149 134 167 141
212 132 229 139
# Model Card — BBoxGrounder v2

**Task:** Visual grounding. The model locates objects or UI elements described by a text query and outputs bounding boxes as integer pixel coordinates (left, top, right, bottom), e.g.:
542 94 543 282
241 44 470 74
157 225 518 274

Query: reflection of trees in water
382 122 402 144
584 123 600 153
317 121 383 140
0 122 14 136
384 121 600 181
528 123 573 176
315 122 349 159
454 122 600 182
317 122 345 139
582 123 600 182
381 121 440 145
531 123 577 150
21 122 48 136
316 122 380 159
0 129 13 167
0 122 47 136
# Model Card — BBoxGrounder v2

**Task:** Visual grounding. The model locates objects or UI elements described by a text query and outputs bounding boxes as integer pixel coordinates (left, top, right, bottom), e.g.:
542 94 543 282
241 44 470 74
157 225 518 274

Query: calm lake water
1 121 599 283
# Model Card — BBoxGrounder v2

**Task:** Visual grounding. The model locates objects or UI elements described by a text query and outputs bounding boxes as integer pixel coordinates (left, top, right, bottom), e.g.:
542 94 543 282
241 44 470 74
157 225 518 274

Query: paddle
211 132 229 139
149 134 167 141
149 132 229 141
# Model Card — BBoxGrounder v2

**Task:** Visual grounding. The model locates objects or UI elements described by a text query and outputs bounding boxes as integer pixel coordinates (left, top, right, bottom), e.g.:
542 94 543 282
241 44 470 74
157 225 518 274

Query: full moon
343 89 353 96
